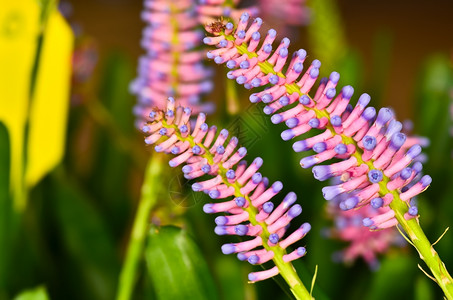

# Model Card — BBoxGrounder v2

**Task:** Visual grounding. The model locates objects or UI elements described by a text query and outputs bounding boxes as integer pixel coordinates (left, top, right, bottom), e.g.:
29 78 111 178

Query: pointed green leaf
13 286 49 300
145 226 219 300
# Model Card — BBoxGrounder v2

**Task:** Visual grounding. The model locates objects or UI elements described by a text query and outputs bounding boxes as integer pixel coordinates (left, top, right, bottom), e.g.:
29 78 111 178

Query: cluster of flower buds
143 97 311 283
130 0 214 129
197 0 258 25
325 183 403 269
204 13 431 229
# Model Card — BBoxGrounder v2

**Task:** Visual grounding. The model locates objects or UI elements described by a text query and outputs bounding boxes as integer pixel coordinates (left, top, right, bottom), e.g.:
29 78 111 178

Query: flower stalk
204 13 453 298
142 97 313 299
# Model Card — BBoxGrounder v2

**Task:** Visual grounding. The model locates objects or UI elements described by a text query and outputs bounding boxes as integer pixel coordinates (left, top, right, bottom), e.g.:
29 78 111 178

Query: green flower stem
160 120 312 300
226 73 240 115
116 154 163 300
219 31 453 298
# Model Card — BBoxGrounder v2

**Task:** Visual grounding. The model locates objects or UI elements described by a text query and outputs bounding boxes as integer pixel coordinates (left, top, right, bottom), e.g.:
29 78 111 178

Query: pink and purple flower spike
131 0 214 129
143 97 311 282
204 13 431 229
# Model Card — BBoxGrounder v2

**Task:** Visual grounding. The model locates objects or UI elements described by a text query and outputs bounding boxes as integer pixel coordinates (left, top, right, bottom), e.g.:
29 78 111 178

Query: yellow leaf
0 0 40 210
26 11 74 188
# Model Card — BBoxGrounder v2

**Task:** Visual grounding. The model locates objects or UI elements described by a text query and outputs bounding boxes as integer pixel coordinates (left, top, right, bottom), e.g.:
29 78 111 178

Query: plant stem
116 154 163 300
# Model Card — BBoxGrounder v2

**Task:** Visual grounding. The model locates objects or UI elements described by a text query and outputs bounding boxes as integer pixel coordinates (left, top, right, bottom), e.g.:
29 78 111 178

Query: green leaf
49 173 118 300
13 286 49 300
145 226 219 300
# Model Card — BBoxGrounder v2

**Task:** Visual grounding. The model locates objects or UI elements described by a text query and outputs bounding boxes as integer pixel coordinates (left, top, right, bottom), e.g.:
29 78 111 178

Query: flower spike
204 13 430 228
131 0 214 129
142 98 312 298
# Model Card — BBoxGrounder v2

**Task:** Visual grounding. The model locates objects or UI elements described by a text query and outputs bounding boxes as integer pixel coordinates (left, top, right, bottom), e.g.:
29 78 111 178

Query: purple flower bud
235 197 246 207
362 136 377 151
313 142 327 153
308 118 320 128
269 75 279 85
201 164 211 173
262 93 273 103
408 206 418 216
368 169 383 183
221 244 236 255
331 115 342 127
226 169 236 179
269 233 280 244
235 225 249 236
263 202 274 213
288 204 302 218
334 144 347 155
248 255 259 264
299 95 311 105
370 197 384 209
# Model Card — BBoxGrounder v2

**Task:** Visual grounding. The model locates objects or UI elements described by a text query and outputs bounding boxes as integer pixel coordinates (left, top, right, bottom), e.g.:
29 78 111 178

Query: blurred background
1 0 453 299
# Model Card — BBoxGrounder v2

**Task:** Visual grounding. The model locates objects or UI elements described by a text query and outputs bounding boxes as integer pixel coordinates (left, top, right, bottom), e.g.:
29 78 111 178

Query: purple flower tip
214 56 224 64
413 161 423 173
310 68 319 78
217 145 225 154
407 145 422 159
238 147 247 157
331 115 342 127
263 106 274 115
293 62 303 73
179 125 188 133
149 111 156 119
312 165 332 181
201 164 211 174
362 107 376 121
283 192 297 205
237 253 247 261
252 31 260 41
251 78 262 87
370 197 384 209
226 22 233 30
203 204 215 214
358 93 371 107
269 75 279 85
286 117 299 128
250 93 261 103
421 175 432 187
252 172 263 184
271 114 283 124
308 118 320 128
236 76 247 85
293 140 308 152
377 107 393 124
154 145 163 152
326 88 337 99
363 218 374 227
235 225 249 236
262 202 274 214
334 144 348 155
269 233 280 244
313 142 327 153
209 189 220 199
300 156 317 168
322 186 342 200
248 273 257 281
312 59 321 68
240 60 250 69
214 226 227 235
368 169 383 183
200 123 208 131
215 216 228 226
262 93 273 103
263 44 272 54
362 135 377 151
329 71 340 83
279 47 288 58
235 197 246 207
279 96 290 106
297 247 307 256
344 196 359 210
408 206 418 216
389 132 406 149
268 28 277 37
226 60 237 69
342 85 354 99
168 160 176 167
299 95 310 105
248 255 259 265
219 39 228 47
400 167 412 180
221 244 236 255
227 71 235 79
206 51 214 59
203 37 211 44
182 165 192 173
226 169 235 179
171 146 180 154
245 162 256 175
159 128 167 135
192 145 201 155
281 129 295 141
288 204 302 218
301 223 311 234
192 183 202 192
272 181 283 193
